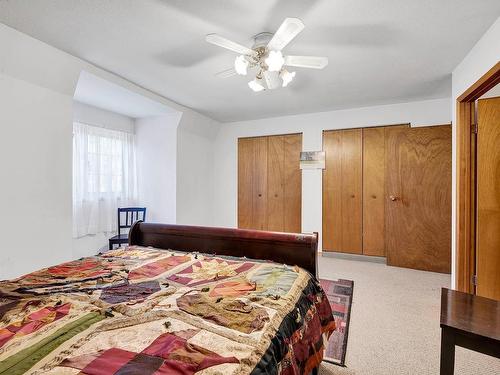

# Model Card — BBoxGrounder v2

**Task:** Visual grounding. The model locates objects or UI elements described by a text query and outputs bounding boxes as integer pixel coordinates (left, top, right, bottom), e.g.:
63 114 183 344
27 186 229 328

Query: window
73 122 137 238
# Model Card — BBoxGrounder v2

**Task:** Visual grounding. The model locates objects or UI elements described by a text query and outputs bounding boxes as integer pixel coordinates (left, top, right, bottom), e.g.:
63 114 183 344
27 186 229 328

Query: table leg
440 328 455 375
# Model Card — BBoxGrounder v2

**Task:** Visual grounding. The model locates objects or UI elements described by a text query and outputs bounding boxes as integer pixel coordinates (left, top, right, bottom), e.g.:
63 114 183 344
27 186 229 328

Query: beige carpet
318 255 500 375
319 362 356 375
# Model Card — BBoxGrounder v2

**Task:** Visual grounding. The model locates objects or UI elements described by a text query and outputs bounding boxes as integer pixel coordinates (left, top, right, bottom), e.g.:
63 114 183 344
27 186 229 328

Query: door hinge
471 123 478 134
472 275 477 286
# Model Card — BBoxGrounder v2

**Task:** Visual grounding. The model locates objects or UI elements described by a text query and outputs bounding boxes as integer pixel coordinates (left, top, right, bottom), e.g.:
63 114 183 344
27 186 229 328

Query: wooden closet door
362 127 386 256
385 125 451 273
238 137 268 230
238 134 301 233
283 134 302 233
341 129 363 253
323 129 363 253
323 131 342 251
476 97 500 300
252 137 268 230
267 136 285 232
238 138 254 229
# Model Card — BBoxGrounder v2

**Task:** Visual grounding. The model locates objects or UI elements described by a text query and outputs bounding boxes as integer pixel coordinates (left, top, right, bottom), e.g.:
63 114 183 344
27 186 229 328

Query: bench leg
440 329 455 375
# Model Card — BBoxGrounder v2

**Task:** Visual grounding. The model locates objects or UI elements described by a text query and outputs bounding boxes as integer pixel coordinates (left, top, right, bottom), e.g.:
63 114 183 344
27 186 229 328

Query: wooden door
385 125 452 273
238 134 301 233
323 131 342 251
362 127 386 256
283 134 302 233
323 129 363 253
238 138 253 229
476 97 500 300
238 137 268 230
267 136 285 232
252 137 268 230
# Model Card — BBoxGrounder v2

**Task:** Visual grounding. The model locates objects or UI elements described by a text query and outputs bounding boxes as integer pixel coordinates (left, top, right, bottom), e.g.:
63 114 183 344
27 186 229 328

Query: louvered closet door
323 129 363 253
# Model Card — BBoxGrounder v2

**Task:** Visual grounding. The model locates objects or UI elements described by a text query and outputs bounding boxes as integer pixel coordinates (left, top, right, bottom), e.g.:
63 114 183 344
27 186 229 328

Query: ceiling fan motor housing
252 32 274 49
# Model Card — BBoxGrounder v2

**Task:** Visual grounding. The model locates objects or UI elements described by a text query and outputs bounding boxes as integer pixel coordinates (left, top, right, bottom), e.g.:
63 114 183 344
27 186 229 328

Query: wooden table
440 288 500 374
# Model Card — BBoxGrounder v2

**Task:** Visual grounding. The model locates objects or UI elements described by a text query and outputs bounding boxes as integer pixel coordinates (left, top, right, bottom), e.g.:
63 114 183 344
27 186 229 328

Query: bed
0 222 335 375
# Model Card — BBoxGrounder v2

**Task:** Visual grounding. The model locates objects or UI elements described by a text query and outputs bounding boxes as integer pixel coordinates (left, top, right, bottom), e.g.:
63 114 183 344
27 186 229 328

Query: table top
440 288 500 341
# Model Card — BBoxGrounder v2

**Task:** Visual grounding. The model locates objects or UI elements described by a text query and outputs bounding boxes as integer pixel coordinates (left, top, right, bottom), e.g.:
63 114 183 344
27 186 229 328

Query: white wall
73 101 135 133
450 16 500 288
452 17 500 109
176 110 220 226
212 98 451 250
136 114 181 224
0 73 73 279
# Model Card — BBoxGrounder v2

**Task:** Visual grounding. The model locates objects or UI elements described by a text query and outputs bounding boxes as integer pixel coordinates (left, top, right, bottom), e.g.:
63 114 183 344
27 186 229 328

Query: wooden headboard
128 222 318 276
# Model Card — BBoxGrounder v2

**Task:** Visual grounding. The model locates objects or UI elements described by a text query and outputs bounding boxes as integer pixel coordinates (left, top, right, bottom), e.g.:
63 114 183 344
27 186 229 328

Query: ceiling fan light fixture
208 18 327 91
234 55 249 75
248 78 265 92
280 69 296 87
265 50 285 72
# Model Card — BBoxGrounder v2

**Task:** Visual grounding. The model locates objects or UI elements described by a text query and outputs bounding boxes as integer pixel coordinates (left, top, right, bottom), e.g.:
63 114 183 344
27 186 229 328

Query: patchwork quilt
0 246 336 375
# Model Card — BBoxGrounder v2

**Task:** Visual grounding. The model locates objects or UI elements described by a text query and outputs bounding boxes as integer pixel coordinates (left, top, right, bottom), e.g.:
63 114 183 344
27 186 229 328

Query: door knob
389 195 398 201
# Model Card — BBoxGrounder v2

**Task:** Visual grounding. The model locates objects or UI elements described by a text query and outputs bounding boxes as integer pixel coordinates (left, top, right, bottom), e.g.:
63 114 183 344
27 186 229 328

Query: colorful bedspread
0 246 335 375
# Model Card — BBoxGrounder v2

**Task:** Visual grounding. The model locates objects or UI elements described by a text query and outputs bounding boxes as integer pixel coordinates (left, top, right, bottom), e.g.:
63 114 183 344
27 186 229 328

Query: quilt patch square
115 353 164 375
249 265 298 297
128 255 191 281
62 330 239 375
168 259 254 287
99 281 161 304
81 348 136 374
0 302 71 348
209 280 256 297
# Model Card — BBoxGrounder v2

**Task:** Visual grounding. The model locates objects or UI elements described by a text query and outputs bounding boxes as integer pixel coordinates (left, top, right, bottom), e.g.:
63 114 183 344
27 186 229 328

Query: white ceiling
1 0 499 122
74 71 175 118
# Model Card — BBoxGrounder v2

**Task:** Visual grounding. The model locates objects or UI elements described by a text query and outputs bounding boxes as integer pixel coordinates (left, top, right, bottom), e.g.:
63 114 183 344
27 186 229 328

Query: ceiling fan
206 18 328 92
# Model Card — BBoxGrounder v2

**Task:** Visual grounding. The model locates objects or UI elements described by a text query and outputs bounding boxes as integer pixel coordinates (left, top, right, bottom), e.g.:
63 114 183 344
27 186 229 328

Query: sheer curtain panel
73 122 137 238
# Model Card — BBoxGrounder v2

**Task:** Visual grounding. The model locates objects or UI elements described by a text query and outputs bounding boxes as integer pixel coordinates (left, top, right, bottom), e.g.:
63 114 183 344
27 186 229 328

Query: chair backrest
118 207 146 235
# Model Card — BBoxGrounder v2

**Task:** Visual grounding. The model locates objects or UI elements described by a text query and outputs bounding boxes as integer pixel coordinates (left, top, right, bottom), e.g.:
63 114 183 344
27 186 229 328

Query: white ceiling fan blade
284 55 328 69
263 71 281 90
215 68 237 78
267 18 305 51
206 34 256 56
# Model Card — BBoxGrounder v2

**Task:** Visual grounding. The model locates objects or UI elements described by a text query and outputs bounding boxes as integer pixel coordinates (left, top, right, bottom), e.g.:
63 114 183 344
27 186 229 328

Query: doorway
456 62 500 298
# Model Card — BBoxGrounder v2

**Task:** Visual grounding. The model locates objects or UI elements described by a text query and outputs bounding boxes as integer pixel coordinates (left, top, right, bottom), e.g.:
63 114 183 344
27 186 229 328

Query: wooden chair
108 207 146 250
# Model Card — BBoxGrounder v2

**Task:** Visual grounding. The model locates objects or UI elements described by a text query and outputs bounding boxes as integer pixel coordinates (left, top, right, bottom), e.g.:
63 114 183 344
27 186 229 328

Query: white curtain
73 122 137 238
